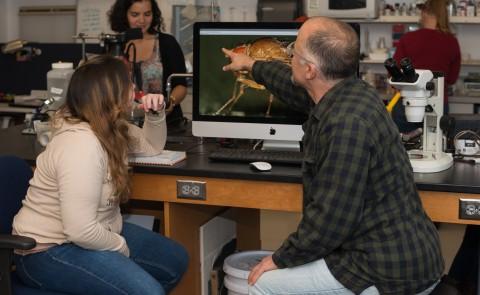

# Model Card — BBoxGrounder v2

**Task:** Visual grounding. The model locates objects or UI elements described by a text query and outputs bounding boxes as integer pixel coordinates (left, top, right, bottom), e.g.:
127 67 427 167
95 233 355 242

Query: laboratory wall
2 0 77 42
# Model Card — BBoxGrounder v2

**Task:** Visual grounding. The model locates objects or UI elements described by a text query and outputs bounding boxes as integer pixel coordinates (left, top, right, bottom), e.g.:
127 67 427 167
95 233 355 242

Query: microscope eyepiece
384 58 404 82
400 57 418 83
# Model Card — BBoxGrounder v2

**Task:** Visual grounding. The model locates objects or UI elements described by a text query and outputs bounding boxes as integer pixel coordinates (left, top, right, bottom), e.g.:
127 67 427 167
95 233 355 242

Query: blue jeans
14 222 188 295
249 259 439 295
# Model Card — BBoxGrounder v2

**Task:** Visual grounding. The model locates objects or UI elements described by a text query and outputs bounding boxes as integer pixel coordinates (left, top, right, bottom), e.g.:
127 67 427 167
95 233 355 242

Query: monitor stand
261 140 301 152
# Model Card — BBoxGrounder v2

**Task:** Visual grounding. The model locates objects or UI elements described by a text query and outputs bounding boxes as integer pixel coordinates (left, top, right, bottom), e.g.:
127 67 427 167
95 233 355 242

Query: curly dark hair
108 0 164 34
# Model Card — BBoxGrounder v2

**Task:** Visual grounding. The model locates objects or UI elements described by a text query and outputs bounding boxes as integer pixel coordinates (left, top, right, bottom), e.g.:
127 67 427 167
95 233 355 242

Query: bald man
222 17 443 295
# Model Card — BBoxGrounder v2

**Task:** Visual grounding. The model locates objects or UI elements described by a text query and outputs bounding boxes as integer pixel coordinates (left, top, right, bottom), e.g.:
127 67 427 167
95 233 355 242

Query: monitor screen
192 22 306 149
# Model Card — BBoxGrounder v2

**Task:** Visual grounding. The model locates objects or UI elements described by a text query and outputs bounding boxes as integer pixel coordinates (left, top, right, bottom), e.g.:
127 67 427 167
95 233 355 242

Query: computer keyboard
208 148 304 166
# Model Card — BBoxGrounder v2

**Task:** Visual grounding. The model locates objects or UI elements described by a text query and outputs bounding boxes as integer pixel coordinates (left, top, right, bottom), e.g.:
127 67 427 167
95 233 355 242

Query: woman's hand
137 93 165 113
164 85 187 115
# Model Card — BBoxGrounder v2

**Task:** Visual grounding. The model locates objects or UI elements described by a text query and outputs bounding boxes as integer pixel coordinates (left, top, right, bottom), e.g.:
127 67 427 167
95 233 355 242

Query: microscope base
408 151 453 173
21 128 36 135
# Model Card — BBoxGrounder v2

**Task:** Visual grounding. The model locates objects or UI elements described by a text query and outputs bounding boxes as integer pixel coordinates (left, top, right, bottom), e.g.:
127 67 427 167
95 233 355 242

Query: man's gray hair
306 20 359 80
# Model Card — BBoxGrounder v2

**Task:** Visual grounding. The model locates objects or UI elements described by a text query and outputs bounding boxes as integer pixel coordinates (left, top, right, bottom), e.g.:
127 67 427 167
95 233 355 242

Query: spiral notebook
129 150 186 166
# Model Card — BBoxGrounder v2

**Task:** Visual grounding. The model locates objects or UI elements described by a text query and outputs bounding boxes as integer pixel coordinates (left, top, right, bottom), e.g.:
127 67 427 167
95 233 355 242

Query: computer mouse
249 161 272 172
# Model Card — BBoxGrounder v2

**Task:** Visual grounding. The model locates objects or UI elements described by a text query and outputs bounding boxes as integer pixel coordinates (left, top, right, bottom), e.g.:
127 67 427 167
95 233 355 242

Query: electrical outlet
459 198 480 220
177 180 206 200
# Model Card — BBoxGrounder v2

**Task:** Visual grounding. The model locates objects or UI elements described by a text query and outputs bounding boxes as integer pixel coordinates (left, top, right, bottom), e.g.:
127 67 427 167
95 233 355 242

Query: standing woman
12 55 188 295
392 0 461 131
109 0 188 128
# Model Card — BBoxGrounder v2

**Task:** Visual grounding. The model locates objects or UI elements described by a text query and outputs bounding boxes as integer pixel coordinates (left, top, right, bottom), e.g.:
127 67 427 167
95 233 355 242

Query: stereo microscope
385 58 453 173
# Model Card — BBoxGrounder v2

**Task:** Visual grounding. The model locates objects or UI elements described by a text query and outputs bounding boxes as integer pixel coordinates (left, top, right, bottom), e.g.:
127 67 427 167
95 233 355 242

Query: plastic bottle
467 0 476 16
447 0 456 17
46 62 74 110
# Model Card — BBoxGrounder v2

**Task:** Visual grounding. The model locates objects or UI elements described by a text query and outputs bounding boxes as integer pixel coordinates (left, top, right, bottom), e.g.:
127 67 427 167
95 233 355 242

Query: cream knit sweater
13 112 166 257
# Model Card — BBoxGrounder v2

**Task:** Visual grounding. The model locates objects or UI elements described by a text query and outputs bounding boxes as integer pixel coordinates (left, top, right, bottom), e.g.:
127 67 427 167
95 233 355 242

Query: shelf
462 60 480 66
450 95 480 104
451 16 480 24
376 15 418 23
360 59 385 64
350 15 480 24
360 59 480 66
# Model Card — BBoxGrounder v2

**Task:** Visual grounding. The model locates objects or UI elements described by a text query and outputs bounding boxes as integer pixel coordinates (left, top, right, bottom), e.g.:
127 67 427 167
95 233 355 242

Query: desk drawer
420 191 480 225
131 174 303 212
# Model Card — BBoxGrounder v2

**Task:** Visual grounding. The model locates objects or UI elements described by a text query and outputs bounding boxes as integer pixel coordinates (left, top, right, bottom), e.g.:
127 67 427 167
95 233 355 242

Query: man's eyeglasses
287 42 317 66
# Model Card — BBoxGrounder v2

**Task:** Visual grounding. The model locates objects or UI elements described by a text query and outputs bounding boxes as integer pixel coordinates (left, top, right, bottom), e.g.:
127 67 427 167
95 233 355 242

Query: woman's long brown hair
56 55 133 202
424 0 451 33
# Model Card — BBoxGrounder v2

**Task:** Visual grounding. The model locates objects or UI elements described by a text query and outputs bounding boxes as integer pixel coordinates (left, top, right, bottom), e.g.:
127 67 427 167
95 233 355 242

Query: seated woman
12 55 188 295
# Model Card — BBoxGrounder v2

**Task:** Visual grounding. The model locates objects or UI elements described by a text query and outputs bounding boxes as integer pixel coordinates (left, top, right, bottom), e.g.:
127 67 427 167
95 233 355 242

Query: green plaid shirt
253 61 444 294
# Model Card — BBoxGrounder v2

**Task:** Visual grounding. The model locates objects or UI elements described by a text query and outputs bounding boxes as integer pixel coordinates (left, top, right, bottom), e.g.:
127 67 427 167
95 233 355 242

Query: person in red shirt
392 0 461 132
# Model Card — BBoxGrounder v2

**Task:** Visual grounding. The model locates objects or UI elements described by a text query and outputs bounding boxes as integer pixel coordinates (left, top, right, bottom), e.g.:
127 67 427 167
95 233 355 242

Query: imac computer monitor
192 22 306 150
